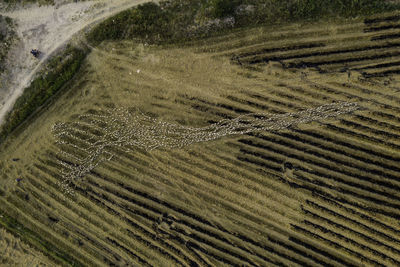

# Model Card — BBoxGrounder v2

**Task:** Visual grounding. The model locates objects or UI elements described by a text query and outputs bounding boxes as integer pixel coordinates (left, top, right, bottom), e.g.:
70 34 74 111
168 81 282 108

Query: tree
210 0 242 18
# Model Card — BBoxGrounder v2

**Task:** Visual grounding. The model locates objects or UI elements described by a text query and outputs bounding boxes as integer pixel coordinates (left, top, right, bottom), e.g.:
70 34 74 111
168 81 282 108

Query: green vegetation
2 0 55 6
209 0 241 18
89 2 171 45
2 0 400 265
0 15 15 74
0 46 88 144
88 0 400 46
1 0 87 7
3 14 400 263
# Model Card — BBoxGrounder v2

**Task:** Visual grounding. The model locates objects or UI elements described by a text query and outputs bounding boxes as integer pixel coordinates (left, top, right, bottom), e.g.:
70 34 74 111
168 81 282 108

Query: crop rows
223 12 400 78
1 11 400 266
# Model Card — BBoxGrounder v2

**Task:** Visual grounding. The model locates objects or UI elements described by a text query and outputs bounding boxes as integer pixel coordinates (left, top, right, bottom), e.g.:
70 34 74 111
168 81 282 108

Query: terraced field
1 10 400 266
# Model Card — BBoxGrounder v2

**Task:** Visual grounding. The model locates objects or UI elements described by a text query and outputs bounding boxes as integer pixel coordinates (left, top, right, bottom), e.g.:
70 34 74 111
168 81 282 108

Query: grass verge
0 15 15 75
2 0 54 6
0 45 88 145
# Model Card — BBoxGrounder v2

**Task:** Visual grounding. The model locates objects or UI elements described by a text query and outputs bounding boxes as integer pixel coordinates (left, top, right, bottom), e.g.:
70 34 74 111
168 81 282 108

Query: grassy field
0 228 52 266
1 6 400 266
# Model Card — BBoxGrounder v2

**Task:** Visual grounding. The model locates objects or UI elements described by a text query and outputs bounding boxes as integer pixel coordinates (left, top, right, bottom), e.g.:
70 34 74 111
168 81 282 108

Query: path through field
0 0 155 126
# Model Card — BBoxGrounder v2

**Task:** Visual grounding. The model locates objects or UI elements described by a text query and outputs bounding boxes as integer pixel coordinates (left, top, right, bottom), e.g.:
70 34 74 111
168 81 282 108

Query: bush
210 0 242 18
3 0 54 5
3 0 400 143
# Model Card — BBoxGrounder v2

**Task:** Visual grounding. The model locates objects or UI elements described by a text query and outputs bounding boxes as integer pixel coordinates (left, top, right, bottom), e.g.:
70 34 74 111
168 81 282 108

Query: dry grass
0 228 52 266
1 12 400 265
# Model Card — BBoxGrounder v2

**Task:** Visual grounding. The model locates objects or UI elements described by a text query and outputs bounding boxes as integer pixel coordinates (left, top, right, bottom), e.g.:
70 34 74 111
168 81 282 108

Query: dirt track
0 0 154 126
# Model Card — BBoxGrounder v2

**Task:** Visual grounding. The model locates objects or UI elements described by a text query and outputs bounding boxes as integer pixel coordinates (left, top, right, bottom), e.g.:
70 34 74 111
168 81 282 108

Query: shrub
210 0 242 18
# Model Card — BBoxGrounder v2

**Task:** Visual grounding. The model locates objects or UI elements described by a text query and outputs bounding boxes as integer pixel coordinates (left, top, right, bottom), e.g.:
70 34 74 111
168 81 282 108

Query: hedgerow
88 0 400 46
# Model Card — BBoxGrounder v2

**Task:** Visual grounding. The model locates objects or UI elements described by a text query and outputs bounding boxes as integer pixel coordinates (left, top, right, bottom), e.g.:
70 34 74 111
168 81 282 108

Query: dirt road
0 0 154 126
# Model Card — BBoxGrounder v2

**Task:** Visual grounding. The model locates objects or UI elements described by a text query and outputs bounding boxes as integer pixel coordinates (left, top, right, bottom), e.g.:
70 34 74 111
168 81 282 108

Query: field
0 228 51 265
1 9 400 266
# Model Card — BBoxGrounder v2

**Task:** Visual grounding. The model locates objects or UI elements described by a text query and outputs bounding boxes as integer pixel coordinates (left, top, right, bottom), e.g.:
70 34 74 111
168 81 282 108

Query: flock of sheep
52 101 359 195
